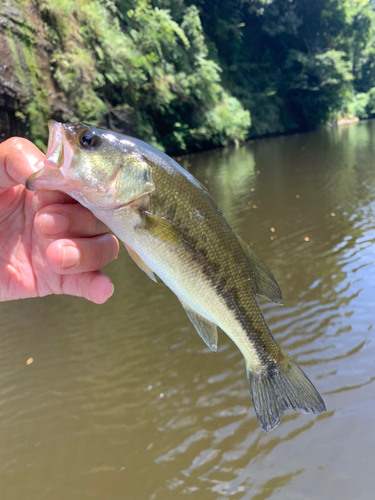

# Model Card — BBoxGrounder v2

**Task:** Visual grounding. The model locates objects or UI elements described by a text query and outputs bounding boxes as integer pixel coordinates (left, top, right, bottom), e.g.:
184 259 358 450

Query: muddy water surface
1 121 375 499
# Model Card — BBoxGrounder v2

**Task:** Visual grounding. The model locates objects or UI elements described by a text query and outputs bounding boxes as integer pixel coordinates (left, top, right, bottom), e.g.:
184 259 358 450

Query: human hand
0 138 119 303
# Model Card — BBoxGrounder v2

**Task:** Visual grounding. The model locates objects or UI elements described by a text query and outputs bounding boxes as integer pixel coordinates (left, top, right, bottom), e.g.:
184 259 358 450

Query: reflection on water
1 121 375 499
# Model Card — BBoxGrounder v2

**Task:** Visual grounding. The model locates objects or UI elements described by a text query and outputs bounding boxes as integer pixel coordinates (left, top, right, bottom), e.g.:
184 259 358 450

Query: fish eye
79 131 102 149
81 135 92 146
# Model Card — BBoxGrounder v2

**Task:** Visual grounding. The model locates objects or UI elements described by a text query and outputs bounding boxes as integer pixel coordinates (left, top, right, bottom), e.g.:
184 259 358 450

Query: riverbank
2 0 375 155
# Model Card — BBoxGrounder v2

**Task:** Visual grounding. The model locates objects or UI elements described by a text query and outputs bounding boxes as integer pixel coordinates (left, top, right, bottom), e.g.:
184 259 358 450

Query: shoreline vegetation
1 0 375 155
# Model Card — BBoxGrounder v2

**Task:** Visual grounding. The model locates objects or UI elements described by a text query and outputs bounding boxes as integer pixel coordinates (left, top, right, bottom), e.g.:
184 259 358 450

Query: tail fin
247 355 326 433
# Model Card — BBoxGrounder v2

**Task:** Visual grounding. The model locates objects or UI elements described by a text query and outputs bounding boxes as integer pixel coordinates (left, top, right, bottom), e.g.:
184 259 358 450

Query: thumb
0 138 45 191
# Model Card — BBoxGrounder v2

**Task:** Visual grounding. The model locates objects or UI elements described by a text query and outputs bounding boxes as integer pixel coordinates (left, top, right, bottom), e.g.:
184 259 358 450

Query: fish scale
26 120 326 432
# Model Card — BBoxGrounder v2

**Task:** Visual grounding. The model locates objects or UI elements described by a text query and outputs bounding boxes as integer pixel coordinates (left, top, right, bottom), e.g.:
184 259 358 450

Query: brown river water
1 120 375 499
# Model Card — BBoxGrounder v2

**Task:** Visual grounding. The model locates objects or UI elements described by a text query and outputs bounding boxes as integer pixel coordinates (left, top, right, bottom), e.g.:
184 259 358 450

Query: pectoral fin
139 211 183 246
180 301 218 352
124 243 157 283
237 236 283 305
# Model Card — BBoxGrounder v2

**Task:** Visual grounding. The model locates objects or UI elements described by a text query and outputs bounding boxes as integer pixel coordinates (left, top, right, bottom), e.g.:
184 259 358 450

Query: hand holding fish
0 137 119 303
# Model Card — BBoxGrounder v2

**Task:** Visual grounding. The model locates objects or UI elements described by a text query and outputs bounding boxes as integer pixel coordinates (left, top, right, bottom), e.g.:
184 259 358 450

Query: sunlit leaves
33 0 249 152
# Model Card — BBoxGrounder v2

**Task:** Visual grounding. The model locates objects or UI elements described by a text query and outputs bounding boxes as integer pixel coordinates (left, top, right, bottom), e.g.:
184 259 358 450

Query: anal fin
180 301 218 352
124 244 157 283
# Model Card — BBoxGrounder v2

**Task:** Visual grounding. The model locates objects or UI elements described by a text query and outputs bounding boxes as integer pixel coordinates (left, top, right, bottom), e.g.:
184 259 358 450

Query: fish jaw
26 120 76 193
26 164 65 191
45 120 65 168
26 163 122 214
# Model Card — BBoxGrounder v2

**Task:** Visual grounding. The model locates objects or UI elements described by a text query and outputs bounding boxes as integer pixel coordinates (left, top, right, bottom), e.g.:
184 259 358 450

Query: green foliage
22 0 249 153
349 92 369 119
192 0 375 134
193 92 251 147
4 6 50 150
4 0 375 152
365 87 375 116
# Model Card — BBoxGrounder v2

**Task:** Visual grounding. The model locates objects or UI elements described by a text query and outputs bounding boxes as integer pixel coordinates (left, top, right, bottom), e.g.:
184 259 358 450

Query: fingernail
108 283 115 298
61 246 81 268
41 213 69 235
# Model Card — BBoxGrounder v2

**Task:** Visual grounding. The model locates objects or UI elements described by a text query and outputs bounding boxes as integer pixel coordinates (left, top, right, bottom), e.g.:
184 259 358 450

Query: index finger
0 138 45 191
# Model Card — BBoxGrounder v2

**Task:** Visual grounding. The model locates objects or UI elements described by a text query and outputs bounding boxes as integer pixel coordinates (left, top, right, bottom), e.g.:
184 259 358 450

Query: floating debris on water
26 358 33 365
256 170 260 175
296 194 300 199
270 227 275 232
330 212 336 217
304 237 310 242
159 393 164 399
252 204 257 209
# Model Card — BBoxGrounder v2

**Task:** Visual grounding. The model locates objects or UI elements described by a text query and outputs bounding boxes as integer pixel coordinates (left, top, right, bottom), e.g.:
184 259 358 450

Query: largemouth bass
26 121 326 432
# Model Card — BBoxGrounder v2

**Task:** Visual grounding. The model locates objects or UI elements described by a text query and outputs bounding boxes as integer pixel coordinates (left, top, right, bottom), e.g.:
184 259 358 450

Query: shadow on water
1 121 375 499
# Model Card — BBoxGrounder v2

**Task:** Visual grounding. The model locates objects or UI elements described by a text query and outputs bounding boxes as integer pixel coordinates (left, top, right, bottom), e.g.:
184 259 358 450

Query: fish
26 121 326 432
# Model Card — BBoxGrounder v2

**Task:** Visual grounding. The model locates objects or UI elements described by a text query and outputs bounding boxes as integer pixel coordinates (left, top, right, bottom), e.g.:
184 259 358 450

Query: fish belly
96 207 225 322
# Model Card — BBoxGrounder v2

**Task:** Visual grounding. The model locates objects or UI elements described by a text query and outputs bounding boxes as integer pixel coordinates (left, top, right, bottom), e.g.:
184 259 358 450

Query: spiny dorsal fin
237 236 283 305
180 301 218 352
194 178 210 194
124 243 157 283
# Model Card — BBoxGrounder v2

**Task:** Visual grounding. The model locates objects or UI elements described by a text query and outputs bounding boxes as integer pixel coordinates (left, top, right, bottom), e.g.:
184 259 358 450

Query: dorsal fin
237 236 283 305
180 301 218 352
124 243 157 283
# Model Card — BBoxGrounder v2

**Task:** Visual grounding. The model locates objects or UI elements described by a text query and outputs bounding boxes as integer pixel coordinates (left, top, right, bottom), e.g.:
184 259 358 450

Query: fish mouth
45 120 65 168
26 120 67 191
